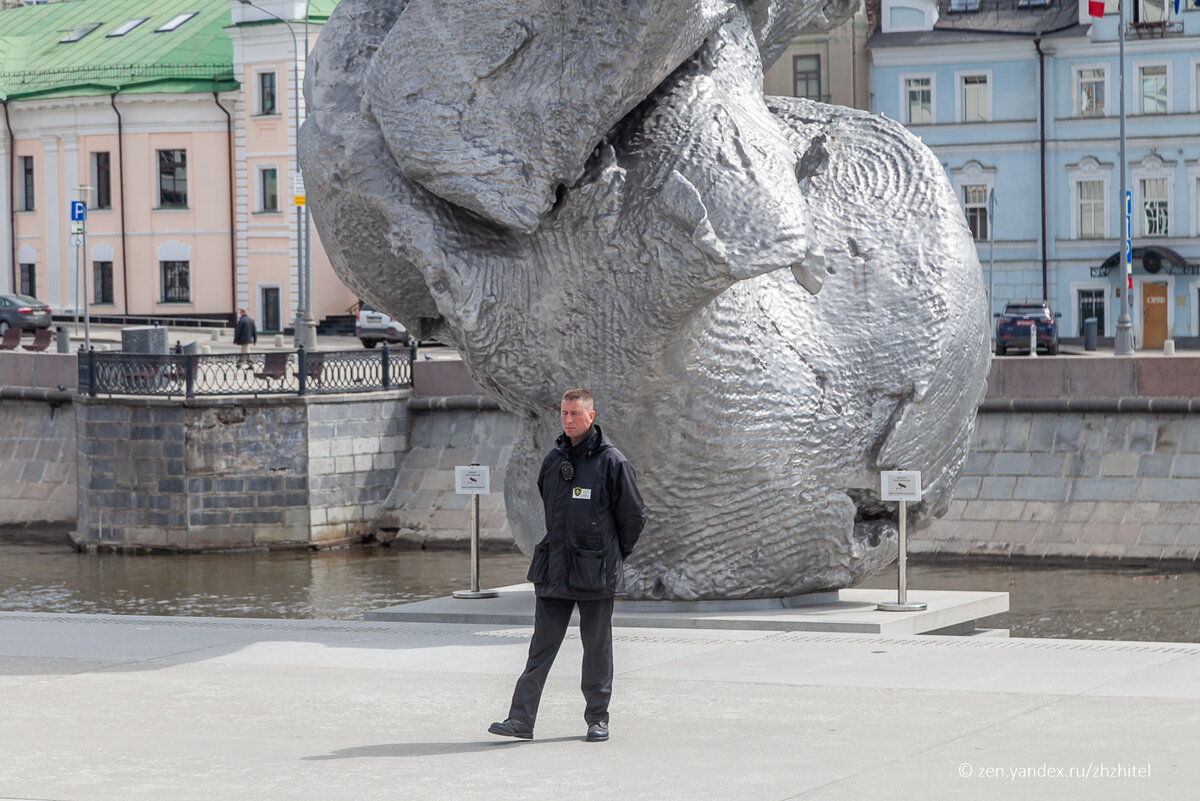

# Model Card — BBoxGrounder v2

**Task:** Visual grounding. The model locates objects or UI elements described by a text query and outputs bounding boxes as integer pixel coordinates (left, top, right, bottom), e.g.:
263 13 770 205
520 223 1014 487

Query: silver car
355 304 409 348
0 294 52 335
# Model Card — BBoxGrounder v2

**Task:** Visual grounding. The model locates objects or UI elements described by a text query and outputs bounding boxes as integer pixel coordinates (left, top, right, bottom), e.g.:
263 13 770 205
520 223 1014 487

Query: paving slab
1 612 1198 801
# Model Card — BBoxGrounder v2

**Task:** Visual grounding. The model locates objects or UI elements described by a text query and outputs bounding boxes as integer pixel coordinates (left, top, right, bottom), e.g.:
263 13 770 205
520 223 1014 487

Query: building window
259 167 279 212
19 156 34 211
905 77 932 124
107 18 148 37
19 264 36 297
960 74 988 122
157 149 187 207
792 56 821 101
1078 289 1106 337
258 71 277 115
94 261 114 304
963 185 989 240
155 12 198 33
59 23 102 44
1134 0 1167 23
160 260 190 303
1139 65 1167 114
1078 180 1105 239
1077 67 1106 117
91 152 112 209
1141 178 1169 236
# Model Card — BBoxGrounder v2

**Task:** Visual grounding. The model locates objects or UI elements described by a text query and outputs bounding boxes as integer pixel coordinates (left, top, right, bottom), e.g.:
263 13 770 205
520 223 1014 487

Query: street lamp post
1113 0 1134 355
237 0 315 348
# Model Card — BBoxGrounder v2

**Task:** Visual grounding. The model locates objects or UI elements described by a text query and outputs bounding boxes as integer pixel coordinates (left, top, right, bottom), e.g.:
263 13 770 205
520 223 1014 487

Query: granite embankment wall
73 393 407 550
0 353 78 526
915 357 1200 566
4 351 1200 565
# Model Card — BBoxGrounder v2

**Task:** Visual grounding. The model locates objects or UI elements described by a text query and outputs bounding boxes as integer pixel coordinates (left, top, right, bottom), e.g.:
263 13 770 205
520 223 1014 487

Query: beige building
1 0 355 334
762 9 872 111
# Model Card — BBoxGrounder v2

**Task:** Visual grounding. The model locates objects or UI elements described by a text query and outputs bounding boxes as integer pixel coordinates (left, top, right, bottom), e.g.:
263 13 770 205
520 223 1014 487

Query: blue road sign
70 201 87 222
1124 190 1132 265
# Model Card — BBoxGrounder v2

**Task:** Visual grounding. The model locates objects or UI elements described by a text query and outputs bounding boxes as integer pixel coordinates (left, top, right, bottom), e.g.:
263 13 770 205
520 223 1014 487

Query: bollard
210 330 220 341
55 326 70 354
274 333 284 348
1164 340 1175 356
1028 324 1037 358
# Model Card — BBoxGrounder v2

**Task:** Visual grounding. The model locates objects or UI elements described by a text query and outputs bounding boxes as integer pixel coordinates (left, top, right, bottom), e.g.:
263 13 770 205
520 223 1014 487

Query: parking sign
70 201 87 221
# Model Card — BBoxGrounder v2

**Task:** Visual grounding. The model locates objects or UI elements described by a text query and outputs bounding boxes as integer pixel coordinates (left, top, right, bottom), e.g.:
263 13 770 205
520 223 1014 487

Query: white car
355 304 409 348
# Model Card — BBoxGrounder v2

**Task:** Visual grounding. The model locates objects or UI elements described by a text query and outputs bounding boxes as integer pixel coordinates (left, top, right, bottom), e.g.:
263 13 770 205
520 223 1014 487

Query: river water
2 530 1198 642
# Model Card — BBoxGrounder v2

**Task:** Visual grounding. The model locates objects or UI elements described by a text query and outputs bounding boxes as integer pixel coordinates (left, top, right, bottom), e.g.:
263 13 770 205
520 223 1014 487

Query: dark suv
995 300 1060 356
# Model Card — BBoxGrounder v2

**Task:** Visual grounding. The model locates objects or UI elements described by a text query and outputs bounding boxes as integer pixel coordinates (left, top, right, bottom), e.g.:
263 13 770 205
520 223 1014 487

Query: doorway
259 285 281 333
1141 281 1169 350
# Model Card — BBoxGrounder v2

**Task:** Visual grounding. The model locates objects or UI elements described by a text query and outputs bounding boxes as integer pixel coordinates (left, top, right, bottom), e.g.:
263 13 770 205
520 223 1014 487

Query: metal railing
78 346 412 399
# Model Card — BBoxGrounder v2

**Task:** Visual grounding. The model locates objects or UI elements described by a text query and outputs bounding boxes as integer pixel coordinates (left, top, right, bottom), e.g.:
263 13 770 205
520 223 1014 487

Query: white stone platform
364 583 1010 636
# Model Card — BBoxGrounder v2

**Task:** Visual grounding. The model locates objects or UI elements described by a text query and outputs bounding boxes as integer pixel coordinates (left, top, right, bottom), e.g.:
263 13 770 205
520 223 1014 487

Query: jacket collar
556 424 608 458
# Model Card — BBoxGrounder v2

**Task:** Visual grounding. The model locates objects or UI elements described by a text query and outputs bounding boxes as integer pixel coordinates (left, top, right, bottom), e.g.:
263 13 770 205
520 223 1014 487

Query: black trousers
507 596 614 728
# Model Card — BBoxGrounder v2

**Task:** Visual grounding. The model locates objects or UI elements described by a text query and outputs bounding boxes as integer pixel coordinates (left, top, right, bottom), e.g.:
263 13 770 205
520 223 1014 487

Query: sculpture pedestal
366 584 1010 637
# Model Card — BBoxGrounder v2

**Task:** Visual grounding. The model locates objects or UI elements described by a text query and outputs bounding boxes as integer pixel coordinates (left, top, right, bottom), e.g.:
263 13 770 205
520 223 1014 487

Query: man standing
490 389 645 743
233 308 257 366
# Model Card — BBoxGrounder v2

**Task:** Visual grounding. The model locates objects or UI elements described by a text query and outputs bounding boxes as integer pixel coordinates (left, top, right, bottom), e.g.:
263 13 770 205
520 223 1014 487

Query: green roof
2 0 346 101
0 0 325 101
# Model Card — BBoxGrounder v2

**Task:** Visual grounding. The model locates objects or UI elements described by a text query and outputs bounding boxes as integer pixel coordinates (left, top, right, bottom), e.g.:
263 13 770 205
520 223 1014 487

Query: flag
1088 0 1105 17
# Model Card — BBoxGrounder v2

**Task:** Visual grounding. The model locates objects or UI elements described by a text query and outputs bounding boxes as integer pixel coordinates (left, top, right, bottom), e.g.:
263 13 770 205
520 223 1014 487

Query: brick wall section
917 410 1200 564
72 392 408 551
307 398 408 541
0 398 76 525
376 408 519 549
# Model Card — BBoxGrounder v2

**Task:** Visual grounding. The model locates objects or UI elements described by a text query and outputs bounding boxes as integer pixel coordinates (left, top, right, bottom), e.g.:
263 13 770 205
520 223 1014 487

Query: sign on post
877 470 927 612
452 464 498 599
70 200 87 221
880 470 922 502
454 465 490 495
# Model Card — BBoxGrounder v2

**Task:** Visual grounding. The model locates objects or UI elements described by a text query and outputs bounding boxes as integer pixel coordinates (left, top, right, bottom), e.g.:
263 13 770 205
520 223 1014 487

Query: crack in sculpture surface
299 0 991 600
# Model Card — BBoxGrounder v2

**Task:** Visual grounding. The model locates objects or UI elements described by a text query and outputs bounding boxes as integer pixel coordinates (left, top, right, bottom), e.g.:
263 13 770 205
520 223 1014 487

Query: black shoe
586 721 608 742
489 719 533 740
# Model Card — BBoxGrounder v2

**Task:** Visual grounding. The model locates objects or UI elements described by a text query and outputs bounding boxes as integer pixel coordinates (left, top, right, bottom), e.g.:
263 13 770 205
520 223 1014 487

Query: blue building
868 0 1200 349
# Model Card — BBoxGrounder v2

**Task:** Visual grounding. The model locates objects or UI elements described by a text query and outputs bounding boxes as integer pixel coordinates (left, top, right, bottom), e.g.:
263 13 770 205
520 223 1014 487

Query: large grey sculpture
299 0 991 600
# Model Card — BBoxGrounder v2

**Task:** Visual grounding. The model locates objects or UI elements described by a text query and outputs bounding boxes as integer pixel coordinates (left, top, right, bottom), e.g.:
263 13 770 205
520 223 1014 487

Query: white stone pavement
2 607 1198 801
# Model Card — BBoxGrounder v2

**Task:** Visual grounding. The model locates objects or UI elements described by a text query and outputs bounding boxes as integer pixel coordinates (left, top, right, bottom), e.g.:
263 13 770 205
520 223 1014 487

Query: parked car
995 300 1061 355
0 294 52 335
355 304 409 348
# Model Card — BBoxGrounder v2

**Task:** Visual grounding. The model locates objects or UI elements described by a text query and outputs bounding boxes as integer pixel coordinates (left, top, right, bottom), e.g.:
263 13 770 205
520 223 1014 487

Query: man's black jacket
527 424 645 600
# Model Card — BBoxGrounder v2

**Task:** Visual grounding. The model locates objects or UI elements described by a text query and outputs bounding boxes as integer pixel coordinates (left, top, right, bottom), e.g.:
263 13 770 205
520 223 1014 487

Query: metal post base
452 589 500 600
293 313 318 350
877 600 928 612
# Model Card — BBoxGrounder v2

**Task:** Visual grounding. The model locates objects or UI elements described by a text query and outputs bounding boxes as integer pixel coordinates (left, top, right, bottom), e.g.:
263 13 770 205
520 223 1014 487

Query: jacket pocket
526 541 550 584
568 544 606 592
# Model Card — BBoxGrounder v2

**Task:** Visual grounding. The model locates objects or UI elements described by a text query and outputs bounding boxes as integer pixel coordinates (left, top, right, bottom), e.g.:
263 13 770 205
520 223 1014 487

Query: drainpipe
213 90 236 326
109 94 130 317
3 99 15 292
1034 37 1048 301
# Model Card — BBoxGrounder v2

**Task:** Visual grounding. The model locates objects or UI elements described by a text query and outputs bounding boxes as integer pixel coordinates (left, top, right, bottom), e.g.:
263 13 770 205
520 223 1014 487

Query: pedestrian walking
234 308 257 366
490 388 645 743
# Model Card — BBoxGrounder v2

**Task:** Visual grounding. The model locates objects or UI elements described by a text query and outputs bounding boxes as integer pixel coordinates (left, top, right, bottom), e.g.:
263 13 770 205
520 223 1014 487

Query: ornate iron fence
78 347 412 398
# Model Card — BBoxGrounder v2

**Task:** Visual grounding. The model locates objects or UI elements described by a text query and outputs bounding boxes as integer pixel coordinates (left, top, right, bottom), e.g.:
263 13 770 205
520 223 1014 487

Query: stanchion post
453 463 499 599
878 470 927 612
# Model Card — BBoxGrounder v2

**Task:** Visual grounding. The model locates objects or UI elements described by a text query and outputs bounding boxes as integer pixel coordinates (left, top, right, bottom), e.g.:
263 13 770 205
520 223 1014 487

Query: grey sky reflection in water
2 533 1198 642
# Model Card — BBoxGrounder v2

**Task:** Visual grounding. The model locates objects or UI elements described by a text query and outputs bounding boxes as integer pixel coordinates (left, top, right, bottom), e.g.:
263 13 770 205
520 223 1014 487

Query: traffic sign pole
73 190 93 350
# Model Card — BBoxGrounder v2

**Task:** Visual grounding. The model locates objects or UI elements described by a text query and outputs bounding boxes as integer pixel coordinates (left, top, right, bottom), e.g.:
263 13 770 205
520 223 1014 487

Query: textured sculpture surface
299 0 991 600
